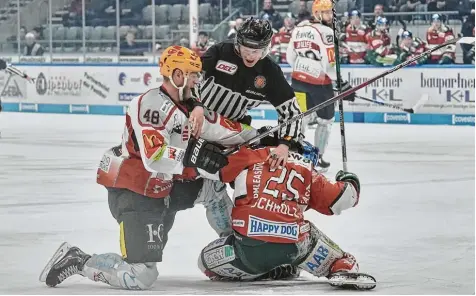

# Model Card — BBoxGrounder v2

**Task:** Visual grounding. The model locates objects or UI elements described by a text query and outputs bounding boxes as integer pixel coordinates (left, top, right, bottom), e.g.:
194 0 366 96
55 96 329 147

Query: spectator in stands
69 0 83 15
120 30 144 56
427 0 458 12
19 26 27 41
365 4 384 29
297 0 312 23
382 0 399 21
179 37 189 47
461 8 474 63
398 0 426 21
23 32 44 56
270 14 295 63
227 17 243 39
258 0 283 30
193 31 215 57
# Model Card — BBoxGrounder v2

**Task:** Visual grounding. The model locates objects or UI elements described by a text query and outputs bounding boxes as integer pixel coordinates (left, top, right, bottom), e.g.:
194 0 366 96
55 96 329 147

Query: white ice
0 112 474 294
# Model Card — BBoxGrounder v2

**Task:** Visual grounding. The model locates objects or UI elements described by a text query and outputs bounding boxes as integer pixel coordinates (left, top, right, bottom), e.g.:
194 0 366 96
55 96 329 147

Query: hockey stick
4 63 35 83
224 36 475 156
331 0 348 171
351 93 429 113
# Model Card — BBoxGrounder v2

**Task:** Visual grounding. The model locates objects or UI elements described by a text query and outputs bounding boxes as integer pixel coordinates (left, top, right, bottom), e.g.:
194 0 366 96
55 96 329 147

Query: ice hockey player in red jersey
365 17 398 66
341 10 371 64
192 140 377 290
426 14 456 64
192 31 216 57
397 30 428 65
39 46 258 290
270 15 295 63
286 0 356 171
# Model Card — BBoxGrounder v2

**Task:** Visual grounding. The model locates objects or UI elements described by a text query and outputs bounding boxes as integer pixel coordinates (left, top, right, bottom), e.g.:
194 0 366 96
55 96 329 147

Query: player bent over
39 46 257 290
187 141 376 290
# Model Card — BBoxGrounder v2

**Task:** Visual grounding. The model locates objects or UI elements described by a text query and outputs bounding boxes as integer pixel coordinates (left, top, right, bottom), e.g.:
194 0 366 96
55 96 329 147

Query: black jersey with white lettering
198 40 302 141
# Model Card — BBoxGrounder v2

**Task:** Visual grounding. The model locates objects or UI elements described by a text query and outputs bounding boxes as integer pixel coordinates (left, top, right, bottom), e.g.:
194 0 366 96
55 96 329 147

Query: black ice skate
316 156 330 172
254 265 301 281
328 272 377 290
39 242 91 287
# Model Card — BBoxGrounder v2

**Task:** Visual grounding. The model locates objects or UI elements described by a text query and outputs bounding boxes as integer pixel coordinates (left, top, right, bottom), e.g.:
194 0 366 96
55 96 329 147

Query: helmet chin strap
169 75 189 101
235 43 271 60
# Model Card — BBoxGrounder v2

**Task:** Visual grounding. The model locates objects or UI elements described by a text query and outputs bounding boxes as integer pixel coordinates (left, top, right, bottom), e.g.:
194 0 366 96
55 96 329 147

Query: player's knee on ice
83 253 159 290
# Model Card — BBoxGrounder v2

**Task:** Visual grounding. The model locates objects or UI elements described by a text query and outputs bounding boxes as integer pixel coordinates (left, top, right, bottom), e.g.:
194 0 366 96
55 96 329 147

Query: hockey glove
258 126 278 146
340 81 356 102
335 170 360 194
183 137 228 174
238 115 252 126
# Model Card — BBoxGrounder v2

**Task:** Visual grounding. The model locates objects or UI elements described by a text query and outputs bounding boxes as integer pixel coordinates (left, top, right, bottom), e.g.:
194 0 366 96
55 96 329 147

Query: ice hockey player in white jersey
286 0 355 171
39 46 258 290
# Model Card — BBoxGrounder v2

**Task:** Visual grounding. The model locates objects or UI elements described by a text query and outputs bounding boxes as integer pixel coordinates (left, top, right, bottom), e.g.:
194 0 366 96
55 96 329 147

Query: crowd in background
6 0 475 64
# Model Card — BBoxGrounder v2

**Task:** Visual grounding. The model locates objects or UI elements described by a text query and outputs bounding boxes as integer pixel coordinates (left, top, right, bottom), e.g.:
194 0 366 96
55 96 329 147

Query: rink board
0 64 474 126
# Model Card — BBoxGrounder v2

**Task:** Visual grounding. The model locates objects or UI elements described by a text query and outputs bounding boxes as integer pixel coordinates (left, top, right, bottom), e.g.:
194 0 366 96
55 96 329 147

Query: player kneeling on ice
39 46 259 290
184 140 376 290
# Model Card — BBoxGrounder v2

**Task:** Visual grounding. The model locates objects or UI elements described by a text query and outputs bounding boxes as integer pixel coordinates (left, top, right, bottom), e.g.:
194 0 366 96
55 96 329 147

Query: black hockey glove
238 115 252 126
183 137 228 174
257 126 278 146
335 170 360 194
340 81 356 102
0 59 6 70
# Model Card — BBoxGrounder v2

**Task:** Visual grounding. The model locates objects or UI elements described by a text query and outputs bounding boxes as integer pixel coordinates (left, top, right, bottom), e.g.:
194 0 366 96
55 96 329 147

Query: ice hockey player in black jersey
198 17 302 168
187 18 304 281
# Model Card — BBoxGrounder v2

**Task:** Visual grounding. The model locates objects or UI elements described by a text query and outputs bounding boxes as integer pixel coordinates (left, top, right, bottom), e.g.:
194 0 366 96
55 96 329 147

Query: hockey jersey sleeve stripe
228 93 245 119
276 97 301 139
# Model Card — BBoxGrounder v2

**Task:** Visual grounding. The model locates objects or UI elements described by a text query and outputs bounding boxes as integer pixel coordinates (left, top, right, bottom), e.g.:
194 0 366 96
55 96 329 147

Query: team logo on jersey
142 130 165 159
220 117 242 132
254 76 266 89
215 60 238 75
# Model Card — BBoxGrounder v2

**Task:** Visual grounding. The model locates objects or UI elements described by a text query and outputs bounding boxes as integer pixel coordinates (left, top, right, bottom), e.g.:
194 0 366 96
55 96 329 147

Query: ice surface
0 112 474 294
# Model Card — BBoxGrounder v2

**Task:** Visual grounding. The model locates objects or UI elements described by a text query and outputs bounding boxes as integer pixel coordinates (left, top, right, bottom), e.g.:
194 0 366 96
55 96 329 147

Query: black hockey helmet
235 17 273 50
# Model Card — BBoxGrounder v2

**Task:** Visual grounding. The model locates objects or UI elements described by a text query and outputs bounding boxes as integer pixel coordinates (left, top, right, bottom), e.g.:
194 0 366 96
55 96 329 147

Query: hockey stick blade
409 93 429 113
224 37 462 156
457 37 475 45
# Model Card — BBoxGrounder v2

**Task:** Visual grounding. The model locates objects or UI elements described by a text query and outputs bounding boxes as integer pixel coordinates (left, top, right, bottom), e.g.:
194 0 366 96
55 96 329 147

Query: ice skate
316 155 330 172
39 242 91 287
328 272 377 290
254 265 301 281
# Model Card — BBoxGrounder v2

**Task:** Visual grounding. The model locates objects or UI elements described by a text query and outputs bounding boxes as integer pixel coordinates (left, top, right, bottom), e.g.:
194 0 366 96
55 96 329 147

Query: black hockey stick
224 36 475 156
331 0 348 171
353 94 429 113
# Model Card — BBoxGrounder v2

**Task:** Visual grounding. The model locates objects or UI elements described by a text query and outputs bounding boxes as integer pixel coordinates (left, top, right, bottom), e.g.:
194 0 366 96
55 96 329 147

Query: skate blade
39 242 72 282
314 166 329 174
328 273 377 290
